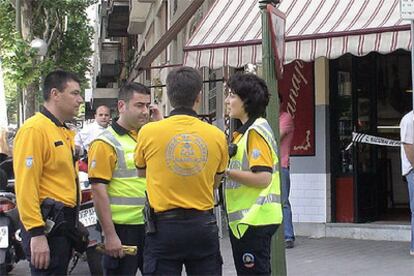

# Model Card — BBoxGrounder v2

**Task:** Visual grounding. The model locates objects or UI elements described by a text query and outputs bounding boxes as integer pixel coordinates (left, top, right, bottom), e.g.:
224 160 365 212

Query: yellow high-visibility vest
225 118 283 238
97 127 145 225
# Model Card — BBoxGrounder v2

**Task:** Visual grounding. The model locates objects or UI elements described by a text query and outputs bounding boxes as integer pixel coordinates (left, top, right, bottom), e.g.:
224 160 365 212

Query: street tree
0 0 95 123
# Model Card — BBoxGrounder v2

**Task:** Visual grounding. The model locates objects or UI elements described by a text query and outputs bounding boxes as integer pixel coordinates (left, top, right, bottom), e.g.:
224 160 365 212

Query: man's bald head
95 105 111 128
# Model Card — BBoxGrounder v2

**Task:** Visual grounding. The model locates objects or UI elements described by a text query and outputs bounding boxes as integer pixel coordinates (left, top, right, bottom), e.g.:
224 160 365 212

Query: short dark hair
118 82 150 102
227 73 270 118
43 70 81 101
166 66 202 108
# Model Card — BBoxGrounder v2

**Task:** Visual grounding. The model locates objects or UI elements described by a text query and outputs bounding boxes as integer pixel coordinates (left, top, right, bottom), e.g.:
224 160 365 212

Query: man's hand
104 233 125 258
404 143 414 167
30 235 50 269
149 104 163 121
91 183 124 258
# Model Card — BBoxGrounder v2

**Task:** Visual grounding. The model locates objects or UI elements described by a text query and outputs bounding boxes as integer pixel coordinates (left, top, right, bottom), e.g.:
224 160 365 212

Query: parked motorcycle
0 159 24 275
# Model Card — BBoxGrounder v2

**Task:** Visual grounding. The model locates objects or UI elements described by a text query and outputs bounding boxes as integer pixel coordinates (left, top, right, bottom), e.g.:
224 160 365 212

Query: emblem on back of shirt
166 134 208 176
25 156 33 168
90 160 96 169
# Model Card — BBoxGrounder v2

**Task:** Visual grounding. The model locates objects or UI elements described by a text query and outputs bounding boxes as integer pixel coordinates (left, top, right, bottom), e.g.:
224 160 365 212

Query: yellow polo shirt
232 129 273 172
13 109 78 236
135 108 228 212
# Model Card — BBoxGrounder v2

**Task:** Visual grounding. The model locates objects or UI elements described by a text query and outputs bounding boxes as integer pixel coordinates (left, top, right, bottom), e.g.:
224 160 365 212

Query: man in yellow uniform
13 70 83 275
135 66 228 275
88 83 162 276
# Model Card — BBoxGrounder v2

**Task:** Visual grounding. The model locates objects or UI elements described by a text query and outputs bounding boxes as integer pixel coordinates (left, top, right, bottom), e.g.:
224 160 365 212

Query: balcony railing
107 0 129 37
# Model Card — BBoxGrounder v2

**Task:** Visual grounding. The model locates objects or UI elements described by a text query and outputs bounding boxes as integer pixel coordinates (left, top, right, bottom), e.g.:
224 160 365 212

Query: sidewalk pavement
14 235 414 275
221 236 414 276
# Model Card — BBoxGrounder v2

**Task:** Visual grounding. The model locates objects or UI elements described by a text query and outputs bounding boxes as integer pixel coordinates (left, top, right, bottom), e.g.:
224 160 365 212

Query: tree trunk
20 0 32 42
0 60 8 128
24 82 37 119
21 0 37 121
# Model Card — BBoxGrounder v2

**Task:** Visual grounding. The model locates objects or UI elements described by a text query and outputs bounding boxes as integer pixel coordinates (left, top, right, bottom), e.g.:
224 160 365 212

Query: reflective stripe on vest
252 122 278 156
225 118 283 239
113 169 137 178
227 194 281 222
96 128 145 225
109 197 146 205
99 130 128 171
251 123 279 172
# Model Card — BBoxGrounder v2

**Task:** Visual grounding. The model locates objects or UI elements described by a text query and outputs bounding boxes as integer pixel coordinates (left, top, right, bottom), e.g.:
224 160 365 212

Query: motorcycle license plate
79 207 97 227
0 226 8 248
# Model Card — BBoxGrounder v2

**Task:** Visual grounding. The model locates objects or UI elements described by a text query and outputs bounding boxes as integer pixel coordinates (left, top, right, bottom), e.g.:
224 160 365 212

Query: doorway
330 50 412 223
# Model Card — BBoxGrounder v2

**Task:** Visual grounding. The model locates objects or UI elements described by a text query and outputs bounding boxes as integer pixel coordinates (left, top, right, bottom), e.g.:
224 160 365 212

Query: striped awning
183 0 411 68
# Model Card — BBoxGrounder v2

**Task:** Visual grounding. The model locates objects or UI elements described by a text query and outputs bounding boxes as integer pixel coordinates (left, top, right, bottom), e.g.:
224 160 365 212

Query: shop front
331 50 412 223
183 0 412 230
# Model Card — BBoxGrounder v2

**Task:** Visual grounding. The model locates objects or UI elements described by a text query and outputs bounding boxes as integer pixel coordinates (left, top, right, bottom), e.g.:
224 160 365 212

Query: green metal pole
259 1 287 275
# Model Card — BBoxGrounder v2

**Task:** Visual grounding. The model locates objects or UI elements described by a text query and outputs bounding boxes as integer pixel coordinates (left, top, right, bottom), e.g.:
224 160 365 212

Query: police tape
345 132 401 151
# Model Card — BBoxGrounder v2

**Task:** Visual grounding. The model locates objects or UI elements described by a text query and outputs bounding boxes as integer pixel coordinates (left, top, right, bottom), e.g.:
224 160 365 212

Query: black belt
155 208 213 220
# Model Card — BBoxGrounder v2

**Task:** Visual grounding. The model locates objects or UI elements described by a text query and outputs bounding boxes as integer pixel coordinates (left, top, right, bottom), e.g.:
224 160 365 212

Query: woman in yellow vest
224 73 283 275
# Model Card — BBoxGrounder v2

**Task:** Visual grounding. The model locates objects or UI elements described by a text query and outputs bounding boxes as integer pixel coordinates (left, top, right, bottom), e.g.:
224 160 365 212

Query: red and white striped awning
183 0 411 68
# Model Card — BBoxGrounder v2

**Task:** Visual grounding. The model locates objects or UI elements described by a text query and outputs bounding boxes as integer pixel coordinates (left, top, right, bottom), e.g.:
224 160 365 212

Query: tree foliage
0 0 96 123
0 1 35 87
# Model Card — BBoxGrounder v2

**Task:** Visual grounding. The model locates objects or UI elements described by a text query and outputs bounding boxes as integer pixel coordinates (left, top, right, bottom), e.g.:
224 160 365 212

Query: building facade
92 0 413 239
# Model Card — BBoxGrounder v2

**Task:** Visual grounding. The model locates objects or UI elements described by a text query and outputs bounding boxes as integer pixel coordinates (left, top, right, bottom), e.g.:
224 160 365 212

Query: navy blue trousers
143 212 222 276
102 224 145 276
229 225 278 276
21 208 75 276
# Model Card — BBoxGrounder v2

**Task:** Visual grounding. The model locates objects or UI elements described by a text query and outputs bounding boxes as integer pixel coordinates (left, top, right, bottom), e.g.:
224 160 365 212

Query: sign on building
267 5 286 79
278 61 315 156
401 0 414 20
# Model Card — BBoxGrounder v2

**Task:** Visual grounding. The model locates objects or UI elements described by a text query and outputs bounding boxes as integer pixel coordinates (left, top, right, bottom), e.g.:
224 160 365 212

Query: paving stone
221 236 414 276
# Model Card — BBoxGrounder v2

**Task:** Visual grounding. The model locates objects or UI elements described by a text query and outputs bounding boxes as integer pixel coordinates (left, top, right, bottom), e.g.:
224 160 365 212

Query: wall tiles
289 173 330 223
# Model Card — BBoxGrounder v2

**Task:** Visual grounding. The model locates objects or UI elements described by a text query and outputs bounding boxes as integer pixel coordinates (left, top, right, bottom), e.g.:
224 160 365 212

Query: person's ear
50 88 60 100
118 100 126 113
195 91 202 104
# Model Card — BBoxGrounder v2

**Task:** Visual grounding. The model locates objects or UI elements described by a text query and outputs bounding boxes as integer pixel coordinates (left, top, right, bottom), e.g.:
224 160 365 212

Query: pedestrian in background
0 128 11 190
88 83 162 275
75 104 111 156
224 73 282 275
135 66 228 275
279 94 295 248
13 69 83 274
399 110 414 256
0 128 9 163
